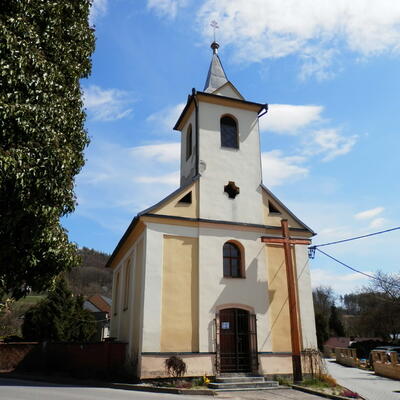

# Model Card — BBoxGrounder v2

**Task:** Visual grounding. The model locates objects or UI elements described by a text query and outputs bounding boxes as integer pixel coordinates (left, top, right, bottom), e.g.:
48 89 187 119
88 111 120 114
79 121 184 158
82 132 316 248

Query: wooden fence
334 347 359 367
372 350 400 380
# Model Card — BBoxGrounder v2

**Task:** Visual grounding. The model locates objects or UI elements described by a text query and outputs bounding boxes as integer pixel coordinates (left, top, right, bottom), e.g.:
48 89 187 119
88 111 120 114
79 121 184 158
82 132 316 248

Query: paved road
217 388 324 400
326 359 400 400
0 377 325 400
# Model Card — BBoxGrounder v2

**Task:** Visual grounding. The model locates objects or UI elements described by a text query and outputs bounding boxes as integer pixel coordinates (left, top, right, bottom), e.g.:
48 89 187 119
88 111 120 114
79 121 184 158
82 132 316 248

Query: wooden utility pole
261 219 311 382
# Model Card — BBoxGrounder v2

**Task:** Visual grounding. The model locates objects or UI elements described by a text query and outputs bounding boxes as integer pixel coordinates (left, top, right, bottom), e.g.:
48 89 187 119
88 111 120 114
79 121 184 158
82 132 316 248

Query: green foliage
315 312 329 350
22 277 96 342
0 0 95 299
0 295 44 339
329 305 345 337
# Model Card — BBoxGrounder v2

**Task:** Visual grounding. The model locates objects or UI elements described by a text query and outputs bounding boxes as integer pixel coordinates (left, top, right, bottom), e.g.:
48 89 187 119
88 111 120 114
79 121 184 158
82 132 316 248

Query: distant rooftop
84 294 111 313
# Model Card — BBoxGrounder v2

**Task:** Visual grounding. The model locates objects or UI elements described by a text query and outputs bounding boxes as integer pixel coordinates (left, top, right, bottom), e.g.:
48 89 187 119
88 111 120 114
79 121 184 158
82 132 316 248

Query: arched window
220 116 238 149
123 258 131 311
223 242 242 278
113 270 120 316
186 124 192 160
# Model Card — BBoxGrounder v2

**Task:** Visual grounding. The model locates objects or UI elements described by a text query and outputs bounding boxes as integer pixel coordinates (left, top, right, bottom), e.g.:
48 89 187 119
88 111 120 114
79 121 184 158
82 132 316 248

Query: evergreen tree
22 277 96 342
0 1 95 299
315 312 329 350
329 304 345 337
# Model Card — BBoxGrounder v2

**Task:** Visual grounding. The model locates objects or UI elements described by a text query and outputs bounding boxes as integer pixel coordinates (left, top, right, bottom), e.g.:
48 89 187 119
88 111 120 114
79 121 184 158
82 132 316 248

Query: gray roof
204 42 229 93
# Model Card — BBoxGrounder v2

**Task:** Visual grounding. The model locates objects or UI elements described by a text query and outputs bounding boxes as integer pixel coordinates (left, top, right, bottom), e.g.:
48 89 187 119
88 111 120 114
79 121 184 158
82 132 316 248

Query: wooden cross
261 219 311 382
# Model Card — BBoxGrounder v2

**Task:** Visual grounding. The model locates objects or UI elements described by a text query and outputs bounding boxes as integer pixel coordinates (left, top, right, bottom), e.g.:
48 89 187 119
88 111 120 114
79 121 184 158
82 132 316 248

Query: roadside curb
0 372 113 388
0 374 216 396
291 384 361 400
111 383 216 396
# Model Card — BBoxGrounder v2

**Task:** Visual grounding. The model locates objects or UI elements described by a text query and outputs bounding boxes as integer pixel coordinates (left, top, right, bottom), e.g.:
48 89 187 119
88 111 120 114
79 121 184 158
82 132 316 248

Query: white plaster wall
180 112 197 186
198 226 270 353
141 222 199 352
197 101 264 225
214 84 242 99
295 245 318 349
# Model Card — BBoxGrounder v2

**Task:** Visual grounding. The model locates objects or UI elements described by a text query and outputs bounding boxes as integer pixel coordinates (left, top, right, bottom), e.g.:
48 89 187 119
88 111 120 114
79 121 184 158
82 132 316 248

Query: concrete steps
209 374 279 391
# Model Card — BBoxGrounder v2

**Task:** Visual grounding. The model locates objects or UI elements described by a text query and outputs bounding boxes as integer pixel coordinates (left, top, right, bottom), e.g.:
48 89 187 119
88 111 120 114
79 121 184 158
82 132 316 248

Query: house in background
106 42 317 379
323 337 350 358
84 294 111 341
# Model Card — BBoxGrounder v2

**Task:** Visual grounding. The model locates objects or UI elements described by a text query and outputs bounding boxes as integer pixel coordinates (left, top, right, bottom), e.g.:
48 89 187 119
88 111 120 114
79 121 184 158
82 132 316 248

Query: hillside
67 247 112 298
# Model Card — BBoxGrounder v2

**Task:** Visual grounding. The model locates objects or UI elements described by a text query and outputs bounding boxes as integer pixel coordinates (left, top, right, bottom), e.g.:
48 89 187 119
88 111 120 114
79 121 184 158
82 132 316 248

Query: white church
107 42 317 379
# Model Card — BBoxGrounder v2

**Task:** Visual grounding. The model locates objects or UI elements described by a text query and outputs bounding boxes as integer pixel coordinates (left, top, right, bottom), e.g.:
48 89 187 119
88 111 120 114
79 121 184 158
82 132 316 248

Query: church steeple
203 42 229 93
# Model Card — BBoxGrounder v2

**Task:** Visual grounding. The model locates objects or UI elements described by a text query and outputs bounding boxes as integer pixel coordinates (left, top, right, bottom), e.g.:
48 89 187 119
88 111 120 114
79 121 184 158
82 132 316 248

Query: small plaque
221 322 230 329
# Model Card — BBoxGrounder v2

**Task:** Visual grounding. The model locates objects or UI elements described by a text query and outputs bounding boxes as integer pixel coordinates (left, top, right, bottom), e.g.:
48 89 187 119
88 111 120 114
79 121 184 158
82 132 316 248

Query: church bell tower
174 42 268 225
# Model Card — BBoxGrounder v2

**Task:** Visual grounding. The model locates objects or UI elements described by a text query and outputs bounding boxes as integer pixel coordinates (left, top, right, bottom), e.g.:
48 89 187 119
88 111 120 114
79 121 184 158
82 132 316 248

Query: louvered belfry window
220 116 238 149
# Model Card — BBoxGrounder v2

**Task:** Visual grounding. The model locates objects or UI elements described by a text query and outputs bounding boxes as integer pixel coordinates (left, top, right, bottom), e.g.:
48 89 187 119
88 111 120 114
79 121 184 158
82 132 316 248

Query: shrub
320 373 338 387
164 356 187 378
22 277 96 342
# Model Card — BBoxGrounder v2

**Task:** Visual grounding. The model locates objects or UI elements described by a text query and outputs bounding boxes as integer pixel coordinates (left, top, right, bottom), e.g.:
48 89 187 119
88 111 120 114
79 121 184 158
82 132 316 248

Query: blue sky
63 0 400 294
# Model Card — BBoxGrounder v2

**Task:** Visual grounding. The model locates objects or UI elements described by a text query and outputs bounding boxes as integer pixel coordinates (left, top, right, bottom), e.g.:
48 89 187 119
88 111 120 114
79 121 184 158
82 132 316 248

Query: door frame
215 305 258 374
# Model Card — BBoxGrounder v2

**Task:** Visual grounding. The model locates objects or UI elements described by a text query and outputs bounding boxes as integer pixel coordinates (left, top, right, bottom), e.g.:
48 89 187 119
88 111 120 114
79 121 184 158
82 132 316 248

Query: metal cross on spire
210 20 219 42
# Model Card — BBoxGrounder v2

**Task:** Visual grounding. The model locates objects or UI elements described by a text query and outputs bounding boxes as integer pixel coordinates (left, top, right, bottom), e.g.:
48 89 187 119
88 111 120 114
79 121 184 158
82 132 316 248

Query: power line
315 248 400 290
309 226 400 250
315 248 376 280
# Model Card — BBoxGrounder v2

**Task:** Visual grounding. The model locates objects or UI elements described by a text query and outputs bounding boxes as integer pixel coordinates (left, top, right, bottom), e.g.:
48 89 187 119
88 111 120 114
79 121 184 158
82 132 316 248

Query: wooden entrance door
219 308 251 372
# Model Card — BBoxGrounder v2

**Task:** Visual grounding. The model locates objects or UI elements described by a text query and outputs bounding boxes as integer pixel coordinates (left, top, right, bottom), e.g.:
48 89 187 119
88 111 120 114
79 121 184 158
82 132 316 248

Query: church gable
150 180 198 219
261 185 314 234
213 82 244 100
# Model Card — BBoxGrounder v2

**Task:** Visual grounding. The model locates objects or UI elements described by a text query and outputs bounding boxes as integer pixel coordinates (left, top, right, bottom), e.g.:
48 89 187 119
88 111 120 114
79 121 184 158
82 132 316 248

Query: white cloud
311 268 370 295
89 0 108 24
305 128 358 161
369 218 387 229
147 103 185 133
135 171 180 186
299 48 339 81
259 104 357 162
147 0 188 19
354 207 384 220
260 104 323 134
131 142 180 163
83 85 134 122
261 150 309 187
77 140 181 214
197 0 400 78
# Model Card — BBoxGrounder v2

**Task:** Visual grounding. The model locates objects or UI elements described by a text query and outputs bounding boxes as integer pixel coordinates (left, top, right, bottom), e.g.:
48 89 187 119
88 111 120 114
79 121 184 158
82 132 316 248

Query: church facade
107 42 317 379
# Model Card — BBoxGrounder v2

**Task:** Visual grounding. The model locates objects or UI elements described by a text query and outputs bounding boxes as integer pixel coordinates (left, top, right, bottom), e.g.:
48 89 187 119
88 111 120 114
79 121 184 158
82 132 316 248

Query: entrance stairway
208 373 280 391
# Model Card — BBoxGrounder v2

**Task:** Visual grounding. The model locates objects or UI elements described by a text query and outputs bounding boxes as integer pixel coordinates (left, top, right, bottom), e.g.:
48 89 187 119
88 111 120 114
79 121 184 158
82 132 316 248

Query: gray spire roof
203 42 229 93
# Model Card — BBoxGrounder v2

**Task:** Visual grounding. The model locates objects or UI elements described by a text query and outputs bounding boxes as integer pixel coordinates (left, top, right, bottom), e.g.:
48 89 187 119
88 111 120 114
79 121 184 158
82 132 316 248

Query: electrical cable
310 226 400 250
315 248 400 290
